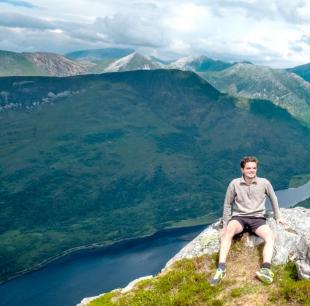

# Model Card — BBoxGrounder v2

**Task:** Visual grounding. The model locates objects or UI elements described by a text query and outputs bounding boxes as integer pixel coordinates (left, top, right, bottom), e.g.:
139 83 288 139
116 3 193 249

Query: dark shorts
230 216 266 233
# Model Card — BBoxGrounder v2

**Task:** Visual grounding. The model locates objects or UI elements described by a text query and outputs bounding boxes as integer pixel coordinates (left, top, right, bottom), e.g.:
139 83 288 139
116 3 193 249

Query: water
0 181 309 306
0 225 205 306
273 180 310 208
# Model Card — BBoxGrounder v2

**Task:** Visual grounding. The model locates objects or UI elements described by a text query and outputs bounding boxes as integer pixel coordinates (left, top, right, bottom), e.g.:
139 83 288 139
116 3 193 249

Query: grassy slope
89 235 310 306
0 70 310 282
0 51 46 76
288 63 310 83
201 65 310 126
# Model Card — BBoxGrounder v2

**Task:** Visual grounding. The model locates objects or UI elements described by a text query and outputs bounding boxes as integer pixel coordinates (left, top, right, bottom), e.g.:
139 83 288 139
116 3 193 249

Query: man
210 156 286 285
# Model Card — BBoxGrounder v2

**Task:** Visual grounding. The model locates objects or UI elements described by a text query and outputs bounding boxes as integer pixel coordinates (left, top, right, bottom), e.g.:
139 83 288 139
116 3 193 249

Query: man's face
241 161 257 179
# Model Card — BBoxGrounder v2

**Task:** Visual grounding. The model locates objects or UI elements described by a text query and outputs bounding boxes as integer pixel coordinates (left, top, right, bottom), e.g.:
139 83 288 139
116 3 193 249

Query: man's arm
222 182 235 226
266 180 286 224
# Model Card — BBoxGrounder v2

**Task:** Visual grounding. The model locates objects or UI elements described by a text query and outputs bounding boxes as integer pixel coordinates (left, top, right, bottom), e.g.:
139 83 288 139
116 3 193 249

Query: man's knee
255 224 275 240
222 227 239 240
266 232 275 244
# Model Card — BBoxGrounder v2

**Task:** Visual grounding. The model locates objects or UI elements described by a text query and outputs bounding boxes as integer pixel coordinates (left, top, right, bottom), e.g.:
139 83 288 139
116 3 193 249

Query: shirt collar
240 175 258 185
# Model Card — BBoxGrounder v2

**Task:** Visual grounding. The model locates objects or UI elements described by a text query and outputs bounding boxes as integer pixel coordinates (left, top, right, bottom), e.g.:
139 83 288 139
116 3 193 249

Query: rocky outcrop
77 207 310 305
295 231 310 279
164 207 310 274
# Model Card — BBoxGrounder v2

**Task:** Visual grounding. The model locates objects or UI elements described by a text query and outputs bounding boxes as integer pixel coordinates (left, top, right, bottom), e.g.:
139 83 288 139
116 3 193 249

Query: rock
77 290 120 306
76 276 153 306
120 275 153 293
77 207 310 305
164 207 310 279
295 231 310 279
164 220 221 269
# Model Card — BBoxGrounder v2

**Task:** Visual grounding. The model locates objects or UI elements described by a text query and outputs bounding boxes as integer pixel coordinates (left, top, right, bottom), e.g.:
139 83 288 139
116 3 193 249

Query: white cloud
0 0 309 67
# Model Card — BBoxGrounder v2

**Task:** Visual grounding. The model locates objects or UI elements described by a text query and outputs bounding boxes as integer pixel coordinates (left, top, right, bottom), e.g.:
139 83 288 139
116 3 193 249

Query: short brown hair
240 156 259 169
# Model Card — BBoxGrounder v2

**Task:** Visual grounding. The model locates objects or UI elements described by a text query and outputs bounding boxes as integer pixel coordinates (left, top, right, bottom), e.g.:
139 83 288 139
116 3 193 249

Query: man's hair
240 156 259 169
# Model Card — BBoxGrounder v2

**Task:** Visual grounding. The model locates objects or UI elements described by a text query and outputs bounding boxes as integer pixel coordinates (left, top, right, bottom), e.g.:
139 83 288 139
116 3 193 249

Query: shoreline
2 180 309 285
0 221 211 285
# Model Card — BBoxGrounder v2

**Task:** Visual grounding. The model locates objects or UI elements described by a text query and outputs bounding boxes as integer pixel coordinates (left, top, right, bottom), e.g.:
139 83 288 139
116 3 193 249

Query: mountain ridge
0 69 310 283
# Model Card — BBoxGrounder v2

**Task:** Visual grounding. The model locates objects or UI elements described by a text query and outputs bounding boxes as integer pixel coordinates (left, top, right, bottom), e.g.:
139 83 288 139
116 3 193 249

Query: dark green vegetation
295 197 310 209
0 69 310 282
288 63 310 83
89 255 310 306
289 173 310 188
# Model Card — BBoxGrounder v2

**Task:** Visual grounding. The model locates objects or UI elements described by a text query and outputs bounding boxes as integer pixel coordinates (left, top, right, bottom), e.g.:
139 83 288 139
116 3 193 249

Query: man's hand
276 217 287 225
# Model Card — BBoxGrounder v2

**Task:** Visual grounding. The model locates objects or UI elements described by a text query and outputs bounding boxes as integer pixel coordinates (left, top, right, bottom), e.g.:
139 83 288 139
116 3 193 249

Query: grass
89 235 310 306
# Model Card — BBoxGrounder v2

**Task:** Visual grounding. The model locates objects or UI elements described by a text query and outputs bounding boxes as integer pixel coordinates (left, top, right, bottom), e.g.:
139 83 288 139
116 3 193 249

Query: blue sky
0 0 309 68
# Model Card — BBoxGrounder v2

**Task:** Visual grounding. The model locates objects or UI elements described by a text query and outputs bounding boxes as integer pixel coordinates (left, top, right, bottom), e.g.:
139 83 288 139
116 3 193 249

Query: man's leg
210 220 243 285
218 220 244 263
254 224 275 284
254 224 275 264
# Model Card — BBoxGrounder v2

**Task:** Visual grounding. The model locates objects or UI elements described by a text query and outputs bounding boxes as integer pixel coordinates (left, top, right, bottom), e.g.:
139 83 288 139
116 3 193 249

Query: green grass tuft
89 256 310 306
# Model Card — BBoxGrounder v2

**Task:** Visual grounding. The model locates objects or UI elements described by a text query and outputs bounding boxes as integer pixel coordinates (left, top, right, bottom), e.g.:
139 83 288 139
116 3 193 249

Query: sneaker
210 267 226 286
256 267 274 284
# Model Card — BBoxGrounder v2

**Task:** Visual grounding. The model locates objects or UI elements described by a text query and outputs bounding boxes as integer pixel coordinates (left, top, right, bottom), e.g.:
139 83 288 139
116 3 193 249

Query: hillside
168 55 233 72
288 63 310 82
1 70 310 282
65 48 136 74
65 48 134 61
104 52 163 72
295 197 310 208
201 63 310 126
0 50 45 76
0 50 91 76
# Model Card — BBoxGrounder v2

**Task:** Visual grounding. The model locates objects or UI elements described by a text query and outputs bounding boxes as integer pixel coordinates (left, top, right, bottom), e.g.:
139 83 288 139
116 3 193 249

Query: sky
0 0 309 68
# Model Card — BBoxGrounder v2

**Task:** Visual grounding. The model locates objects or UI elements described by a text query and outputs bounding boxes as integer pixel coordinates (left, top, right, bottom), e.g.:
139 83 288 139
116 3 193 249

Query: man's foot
255 267 274 284
210 267 226 286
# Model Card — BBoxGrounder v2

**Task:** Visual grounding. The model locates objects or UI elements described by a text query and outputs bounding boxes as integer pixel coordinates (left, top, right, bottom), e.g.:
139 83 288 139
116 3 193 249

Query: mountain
0 50 91 77
64 48 135 61
0 70 310 282
202 63 310 125
0 50 44 76
23 52 91 76
103 52 163 72
168 55 233 72
287 63 310 83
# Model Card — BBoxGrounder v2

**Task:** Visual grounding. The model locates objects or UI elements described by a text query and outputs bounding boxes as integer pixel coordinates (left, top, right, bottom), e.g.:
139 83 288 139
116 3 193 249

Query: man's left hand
276 218 287 225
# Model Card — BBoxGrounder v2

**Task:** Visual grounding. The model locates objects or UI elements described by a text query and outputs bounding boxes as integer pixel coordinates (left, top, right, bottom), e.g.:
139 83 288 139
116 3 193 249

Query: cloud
0 12 55 29
93 14 167 47
0 0 37 8
0 0 309 67
199 0 310 24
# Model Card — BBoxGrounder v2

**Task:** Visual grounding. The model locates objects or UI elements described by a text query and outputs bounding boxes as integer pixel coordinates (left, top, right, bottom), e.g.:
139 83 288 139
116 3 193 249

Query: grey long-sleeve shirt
222 176 281 225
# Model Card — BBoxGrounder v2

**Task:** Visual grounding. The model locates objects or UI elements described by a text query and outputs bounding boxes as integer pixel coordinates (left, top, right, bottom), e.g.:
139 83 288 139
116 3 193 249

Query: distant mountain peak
168 55 233 72
104 52 163 73
23 52 90 76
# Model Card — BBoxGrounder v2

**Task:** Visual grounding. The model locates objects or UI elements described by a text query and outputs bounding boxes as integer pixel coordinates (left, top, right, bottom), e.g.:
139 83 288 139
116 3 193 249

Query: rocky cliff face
24 52 91 76
164 207 310 275
78 207 310 305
